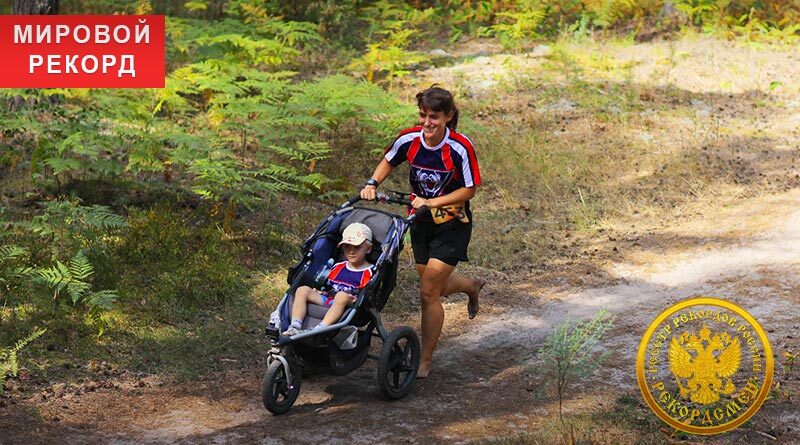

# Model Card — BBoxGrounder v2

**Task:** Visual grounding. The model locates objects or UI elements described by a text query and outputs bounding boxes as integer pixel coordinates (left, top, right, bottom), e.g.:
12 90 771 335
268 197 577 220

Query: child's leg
320 292 356 326
290 286 325 326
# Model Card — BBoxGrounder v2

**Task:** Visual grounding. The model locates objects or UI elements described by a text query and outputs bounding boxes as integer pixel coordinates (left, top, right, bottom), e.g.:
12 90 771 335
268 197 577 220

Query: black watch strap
365 178 379 187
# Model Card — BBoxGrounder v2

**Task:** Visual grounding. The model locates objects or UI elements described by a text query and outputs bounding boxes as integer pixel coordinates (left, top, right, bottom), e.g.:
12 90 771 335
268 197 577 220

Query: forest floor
2 35 800 444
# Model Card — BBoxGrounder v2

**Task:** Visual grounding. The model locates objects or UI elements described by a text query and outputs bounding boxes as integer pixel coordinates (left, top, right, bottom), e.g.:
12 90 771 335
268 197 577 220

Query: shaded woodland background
2 0 800 392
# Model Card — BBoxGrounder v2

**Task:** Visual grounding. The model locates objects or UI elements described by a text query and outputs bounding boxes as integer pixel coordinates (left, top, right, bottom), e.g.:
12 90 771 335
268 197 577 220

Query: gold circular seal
636 297 773 435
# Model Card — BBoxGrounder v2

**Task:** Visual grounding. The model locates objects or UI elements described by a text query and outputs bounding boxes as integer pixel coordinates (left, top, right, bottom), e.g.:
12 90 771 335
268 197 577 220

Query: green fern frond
0 245 27 263
87 290 118 311
1 328 46 395
11 266 36 279
83 206 127 229
12 329 46 354
37 260 70 293
68 252 93 281
43 157 81 176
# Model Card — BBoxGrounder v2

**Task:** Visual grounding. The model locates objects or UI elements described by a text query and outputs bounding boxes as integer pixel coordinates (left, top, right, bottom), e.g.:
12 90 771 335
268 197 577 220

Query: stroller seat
263 197 420 415
296 208 399 331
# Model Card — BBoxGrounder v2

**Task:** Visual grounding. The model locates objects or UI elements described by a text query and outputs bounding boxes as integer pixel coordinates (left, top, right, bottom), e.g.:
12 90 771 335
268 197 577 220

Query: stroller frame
261 192 425 415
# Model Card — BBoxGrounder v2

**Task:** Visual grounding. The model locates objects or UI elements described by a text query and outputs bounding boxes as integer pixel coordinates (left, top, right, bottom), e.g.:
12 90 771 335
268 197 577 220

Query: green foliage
539 310 615 426
14 199 126 261
36 252 118 334
287 75 414 147
674 0 726 27
36 252 115 307
0 245 36 307
668 0 800 41
0 93 125 191
348 1 436 84
481 7 548 51
114 206 245 319
582 0 639 28
0 328 46 396
0 201 125 335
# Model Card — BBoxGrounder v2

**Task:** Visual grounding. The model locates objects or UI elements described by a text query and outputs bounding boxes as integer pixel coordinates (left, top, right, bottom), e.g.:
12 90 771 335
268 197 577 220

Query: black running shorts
410 219 472 266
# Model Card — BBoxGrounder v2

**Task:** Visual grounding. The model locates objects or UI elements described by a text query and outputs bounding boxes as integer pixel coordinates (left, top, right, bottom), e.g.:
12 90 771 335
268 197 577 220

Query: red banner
0 15 165 88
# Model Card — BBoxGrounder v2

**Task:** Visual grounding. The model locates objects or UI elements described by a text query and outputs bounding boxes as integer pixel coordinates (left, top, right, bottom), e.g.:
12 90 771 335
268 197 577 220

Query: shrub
0 328 46 396
539 310 615 433
114 205 245 319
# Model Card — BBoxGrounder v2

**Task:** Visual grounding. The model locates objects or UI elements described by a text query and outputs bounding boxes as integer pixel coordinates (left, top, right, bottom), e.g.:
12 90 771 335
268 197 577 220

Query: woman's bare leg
417 259 455 378
415 265 485 316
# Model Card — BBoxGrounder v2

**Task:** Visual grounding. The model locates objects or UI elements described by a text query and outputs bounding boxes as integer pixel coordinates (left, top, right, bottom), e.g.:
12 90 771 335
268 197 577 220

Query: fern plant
0 245 36 307
348 1 435 85
16 199 126 260
36 252 118 334
673 0 724 27
0 328 46 396
287 75 414 148
481 7 547 51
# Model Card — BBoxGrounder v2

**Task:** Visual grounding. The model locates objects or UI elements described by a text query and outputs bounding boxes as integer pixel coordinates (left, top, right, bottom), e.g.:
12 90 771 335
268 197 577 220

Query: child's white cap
338 222 372 247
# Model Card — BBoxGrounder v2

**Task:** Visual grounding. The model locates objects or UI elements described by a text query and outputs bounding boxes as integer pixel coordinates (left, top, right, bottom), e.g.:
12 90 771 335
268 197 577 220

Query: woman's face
418 107 451 144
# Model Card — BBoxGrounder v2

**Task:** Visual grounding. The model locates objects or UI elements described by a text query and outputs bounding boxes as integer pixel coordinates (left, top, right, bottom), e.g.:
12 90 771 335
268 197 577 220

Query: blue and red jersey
326 261 373 297
384 126 481 221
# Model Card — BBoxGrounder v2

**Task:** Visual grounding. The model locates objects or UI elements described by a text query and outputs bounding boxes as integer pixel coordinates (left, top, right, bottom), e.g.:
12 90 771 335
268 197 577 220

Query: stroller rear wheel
377 326 419 399
262 357 302 415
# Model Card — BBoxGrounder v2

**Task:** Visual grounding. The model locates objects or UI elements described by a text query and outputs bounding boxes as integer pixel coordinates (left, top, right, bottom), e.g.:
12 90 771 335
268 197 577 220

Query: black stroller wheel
262 358 302 415
377 326 419 399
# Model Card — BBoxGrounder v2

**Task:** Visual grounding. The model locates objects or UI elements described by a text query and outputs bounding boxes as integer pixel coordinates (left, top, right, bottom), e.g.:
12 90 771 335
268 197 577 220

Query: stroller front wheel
262 357 302 415
377 326 420 399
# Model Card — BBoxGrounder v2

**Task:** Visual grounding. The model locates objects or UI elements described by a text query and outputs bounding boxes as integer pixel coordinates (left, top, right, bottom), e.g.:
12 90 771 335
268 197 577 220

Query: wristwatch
365 178 379 187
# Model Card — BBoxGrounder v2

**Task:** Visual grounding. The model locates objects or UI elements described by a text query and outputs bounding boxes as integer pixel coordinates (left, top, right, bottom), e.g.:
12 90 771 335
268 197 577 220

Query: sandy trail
4 37 800 444
6 191 798 445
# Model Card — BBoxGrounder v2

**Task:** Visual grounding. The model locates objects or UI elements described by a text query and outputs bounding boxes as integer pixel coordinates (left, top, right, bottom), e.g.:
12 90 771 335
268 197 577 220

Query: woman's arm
412 186 476 209
369 158 394 184
360 158 395 200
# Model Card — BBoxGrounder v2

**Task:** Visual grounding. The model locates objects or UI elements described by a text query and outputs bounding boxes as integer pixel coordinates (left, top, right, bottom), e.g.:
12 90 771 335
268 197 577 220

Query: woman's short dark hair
416 85 459 130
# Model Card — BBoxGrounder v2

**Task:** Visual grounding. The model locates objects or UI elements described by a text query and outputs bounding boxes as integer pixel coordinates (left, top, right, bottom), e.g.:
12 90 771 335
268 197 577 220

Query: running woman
360 86 484 378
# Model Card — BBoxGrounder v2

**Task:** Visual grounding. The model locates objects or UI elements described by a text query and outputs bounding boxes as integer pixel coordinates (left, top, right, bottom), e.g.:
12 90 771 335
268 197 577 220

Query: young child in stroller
262 194 422 415
282 222 374 337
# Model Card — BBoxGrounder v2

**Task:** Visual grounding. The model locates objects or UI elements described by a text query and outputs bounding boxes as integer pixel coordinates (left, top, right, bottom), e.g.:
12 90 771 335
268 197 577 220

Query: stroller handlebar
341 195 363 208
341 192 426 221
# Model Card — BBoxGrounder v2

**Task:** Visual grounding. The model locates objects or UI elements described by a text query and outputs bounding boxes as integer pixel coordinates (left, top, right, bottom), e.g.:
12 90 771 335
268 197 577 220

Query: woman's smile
418 108 451 146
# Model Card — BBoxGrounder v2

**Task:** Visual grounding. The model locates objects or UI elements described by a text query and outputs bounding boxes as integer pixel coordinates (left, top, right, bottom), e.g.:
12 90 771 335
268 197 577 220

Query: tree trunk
9 0 59 112
12 0 59 15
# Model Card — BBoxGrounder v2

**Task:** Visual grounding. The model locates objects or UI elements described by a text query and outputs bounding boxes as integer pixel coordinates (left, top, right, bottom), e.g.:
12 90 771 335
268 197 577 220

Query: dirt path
3 192 799 445
4 37 800 444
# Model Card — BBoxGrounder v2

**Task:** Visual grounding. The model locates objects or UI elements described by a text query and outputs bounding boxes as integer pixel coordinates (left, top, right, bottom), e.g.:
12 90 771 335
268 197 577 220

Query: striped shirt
384 126 481 221
327 261 373 296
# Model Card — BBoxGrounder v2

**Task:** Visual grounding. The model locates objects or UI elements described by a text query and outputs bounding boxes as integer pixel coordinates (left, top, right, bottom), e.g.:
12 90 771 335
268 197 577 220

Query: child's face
341 242 370 265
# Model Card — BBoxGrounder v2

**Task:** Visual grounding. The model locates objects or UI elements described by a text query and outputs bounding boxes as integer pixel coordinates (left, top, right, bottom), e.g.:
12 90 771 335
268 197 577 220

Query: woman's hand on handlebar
411 196 431 209
360 184 377 201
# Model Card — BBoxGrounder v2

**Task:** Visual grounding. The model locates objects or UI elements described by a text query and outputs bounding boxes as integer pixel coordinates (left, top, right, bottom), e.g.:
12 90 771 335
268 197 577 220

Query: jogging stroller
262 192 423 415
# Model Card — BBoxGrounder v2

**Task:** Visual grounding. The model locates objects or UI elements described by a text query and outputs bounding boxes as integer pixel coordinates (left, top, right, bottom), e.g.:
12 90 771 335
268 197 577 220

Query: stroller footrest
306 303 329 320
301 304 353 330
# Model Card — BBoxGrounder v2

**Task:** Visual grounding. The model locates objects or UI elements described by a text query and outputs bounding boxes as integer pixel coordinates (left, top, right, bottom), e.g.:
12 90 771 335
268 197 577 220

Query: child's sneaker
282 326 301 337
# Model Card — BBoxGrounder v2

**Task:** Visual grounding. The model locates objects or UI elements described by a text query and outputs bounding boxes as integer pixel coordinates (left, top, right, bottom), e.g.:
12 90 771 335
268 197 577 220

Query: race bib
431 202 470 224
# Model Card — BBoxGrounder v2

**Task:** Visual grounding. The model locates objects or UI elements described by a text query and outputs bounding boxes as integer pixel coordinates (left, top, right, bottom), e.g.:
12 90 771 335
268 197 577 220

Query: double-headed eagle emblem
669 324 741 405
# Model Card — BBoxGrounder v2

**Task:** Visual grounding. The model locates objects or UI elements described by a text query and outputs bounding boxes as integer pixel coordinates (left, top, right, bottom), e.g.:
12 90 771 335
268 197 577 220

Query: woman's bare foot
467 279 485 319
417 358 432 379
